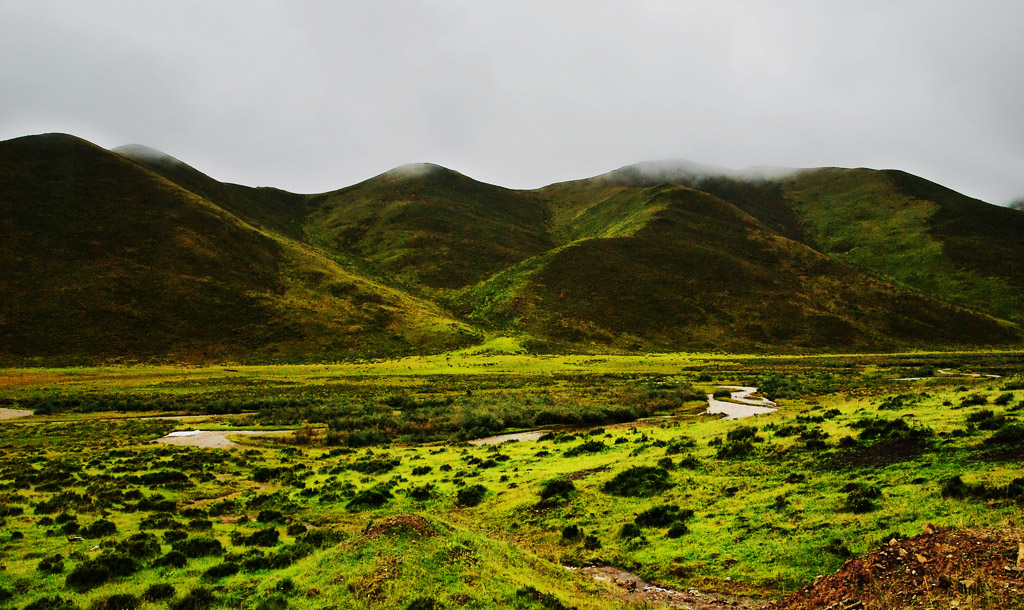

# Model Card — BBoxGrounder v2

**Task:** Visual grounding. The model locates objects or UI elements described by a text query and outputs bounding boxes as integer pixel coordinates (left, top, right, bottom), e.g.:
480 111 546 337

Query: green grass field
1 350 1022 609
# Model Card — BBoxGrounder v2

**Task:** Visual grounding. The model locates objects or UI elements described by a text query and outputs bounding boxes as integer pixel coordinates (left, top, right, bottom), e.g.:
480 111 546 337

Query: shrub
202 562 239 581
65 562 111 591
408 484 435 501
634 505 693 528
235 527 280 547
406 598 444 610
603 466 672 498
172 536 224 558
255 593 289 610
619 523 643 539
286 523 308 536
37 553 64 574
582 535 601 550
514 586 575 610
91 593 139 610
143 584 176 601
994 393 1014 406
116 532 160 558
941 475 969 499
170 588 214 610
22 597 78 610
153 551 188 568
712 389 733 399
346 487 392 511
539 479 576 502
256 510 284 523
411 466 432 476
456 484 488 508
666 522 689 538
561 524 581 541
986 424 1024 447
564 440 606 457
80 519 116 538
843 485 881 513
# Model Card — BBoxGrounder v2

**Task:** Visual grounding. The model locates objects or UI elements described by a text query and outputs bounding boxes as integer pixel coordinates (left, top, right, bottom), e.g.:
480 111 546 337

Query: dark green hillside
114 144 310 241
305 164 553 289
0 134 475 364
784 168 1024 324
457 186 1017 351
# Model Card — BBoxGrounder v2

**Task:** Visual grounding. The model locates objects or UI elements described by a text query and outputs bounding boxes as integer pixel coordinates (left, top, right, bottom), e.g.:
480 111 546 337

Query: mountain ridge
0 132 1020 364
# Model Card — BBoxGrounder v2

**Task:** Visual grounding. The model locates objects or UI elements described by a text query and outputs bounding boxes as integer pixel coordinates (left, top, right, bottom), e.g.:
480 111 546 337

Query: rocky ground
767 525 1024 610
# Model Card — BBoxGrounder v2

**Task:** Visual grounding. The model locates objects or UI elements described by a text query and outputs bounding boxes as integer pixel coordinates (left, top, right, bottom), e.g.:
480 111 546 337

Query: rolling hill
0 133 1020 364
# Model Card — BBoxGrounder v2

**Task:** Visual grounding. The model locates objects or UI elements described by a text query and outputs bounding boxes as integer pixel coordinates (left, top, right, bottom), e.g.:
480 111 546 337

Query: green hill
304 164 553 290
455 184 1016 352
0 134 475 365
0 134 1020 363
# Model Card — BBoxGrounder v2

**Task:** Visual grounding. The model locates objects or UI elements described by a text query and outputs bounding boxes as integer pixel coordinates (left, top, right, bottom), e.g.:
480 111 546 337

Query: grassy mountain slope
113 144 309 241
0 134 475 364
1 134 1021 362
305 164 553 290
456 185 1017 352
783 168 1024 324
577 161 1024 328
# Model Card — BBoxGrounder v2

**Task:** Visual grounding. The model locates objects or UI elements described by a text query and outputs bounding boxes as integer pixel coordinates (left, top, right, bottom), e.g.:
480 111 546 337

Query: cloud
1 1 1022 203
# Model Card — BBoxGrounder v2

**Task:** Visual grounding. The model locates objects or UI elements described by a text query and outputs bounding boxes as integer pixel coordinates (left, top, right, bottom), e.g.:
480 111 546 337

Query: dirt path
0 408 33 421
570 565 765 609
468 430 545 445
156 429 293 449
706 386 777 420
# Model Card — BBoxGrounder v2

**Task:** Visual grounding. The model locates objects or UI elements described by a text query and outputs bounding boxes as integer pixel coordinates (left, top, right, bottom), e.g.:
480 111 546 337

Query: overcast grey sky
1 1 1022 204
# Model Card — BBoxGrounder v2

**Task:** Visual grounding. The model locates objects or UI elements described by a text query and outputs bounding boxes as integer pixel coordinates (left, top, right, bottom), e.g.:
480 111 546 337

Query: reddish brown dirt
362 515 440 540
572 566 765 609
768 525 1024 610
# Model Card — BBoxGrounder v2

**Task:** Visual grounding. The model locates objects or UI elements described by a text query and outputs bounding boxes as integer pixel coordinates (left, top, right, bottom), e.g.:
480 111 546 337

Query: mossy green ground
1 351 1022 609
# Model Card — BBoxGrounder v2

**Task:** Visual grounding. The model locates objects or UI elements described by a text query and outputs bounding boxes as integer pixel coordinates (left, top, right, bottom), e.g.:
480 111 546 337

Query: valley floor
0 350 1022 609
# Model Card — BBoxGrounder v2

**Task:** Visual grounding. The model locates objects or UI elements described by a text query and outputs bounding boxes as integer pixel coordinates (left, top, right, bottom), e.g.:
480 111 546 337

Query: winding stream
705 386 777 420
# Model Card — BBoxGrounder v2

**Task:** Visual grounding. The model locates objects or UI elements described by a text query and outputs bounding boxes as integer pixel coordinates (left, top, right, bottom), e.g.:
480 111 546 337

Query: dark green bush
618 523 642 539
666 522 689 538
634 505 693 528
153 551 188 568
406 597 444 610
561 524 581 541
143 584 176 601
564 440 605 457
22 596 79 610
91 593 139 610
80 519 116 538
603 466 672 498
514 586 576 610
172 537 224 558
346 486 392 511
986 424 1024 447
37 553 64 574
456 484 488 507
843 485 881 513
65 563 111 591
235 527 280 547
202 562 239 581
539 479 575 502
170 588 214 610
255 509 284 523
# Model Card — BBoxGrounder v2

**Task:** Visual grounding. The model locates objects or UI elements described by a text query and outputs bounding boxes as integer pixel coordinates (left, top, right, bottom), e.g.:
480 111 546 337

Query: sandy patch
156 429 293 449
468 430 545 445
706 386 777 420
0 408 34 421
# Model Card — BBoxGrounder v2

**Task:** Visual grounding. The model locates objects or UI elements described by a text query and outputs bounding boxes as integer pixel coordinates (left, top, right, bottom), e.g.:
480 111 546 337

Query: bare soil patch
0 408 33 420
768 525 1024 610
571 565 764 609
156 429 292 449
